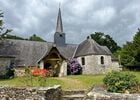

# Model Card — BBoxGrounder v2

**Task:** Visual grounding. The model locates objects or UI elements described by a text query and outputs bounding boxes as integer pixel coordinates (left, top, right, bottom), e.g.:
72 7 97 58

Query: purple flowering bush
67 58 82 75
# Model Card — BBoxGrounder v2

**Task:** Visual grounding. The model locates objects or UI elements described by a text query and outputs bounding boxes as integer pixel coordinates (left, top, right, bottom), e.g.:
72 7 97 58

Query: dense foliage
5 66 15 79
2 34 25 40
117 29 140 67
67 58 82 75
90 32 120 53
29 34 45 42
0 63 15 79
103 71 139 93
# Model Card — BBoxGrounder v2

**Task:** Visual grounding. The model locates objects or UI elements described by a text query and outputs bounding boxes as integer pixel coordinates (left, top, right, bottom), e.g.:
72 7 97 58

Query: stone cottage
0 7 120 76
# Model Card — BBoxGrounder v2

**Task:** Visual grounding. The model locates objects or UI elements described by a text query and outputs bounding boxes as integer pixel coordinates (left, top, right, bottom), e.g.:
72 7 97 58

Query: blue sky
0 0 140 46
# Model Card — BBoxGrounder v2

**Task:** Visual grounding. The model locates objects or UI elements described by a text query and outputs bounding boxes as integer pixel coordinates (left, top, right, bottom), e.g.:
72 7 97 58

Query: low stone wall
0 85 61 100
85 85 140 100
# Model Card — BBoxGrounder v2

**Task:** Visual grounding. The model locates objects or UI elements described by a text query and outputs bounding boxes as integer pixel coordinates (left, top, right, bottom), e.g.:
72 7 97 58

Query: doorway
43 48 63 77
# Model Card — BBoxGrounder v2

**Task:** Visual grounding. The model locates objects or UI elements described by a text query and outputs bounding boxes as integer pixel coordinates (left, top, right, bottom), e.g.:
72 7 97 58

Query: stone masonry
0 85 61 100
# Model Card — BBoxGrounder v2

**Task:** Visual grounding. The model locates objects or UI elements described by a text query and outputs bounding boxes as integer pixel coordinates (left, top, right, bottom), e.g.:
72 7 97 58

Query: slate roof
0 38 114 67
57 44 77 59
0 39 53 66
75 38 112 57
0 39 77 67
0 40 17 58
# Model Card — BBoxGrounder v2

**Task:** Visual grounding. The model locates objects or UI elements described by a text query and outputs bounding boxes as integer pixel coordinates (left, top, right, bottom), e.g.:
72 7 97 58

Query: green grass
66 74 104 88
0 75 104 89
0 71 140 90
124 71 140 80
0 76 64 87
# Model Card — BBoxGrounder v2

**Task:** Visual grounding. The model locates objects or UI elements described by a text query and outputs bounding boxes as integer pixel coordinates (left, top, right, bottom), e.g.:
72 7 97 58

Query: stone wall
85 85 140 100
0 57 13 76
77 55 120 74
111 60 121 70
14 68 25 76
59 60 67 77
0 85 61 100
77 55 112 74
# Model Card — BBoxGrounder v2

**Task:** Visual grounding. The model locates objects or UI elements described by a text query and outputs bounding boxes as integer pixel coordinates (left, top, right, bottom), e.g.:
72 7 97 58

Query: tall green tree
29 34 45 42
90 32 120 53
132 29 140 65
119 29 140 66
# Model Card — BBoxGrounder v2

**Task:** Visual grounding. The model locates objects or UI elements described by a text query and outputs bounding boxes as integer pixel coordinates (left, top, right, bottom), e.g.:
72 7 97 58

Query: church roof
75 38 112 57
0 39 77 67
0 39 52 67
0 40 17 57
57 44 77 59
37 44 77 62
0 38 113 67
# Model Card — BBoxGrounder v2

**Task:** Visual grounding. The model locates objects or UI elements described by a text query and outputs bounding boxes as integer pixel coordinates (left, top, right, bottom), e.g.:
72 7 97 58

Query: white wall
77 55 113 74
59 60 67 77
111 61 121 70
39 61 44 69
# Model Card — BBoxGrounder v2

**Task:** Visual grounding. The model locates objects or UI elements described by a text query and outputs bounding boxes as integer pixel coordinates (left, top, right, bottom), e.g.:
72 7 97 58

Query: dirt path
58 77 86 90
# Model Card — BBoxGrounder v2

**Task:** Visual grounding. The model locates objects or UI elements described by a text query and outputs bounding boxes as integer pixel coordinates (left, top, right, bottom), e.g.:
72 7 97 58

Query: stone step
62 89 87 95
62 90 87 100
62 94 85 100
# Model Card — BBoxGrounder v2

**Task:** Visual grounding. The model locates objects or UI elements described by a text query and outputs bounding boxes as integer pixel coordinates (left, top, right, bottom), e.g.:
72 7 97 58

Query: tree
119 42 134 65
0 10 4 35
0 10 12 39
29 34 45 42
119 29 140 67
2 33 25 40
133 29 140 64
90 32 120 53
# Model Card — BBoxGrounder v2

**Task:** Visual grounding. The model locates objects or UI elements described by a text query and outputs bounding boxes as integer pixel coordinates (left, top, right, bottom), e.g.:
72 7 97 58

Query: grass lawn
0 71 140 90
0 74 104 90
128 71 140 81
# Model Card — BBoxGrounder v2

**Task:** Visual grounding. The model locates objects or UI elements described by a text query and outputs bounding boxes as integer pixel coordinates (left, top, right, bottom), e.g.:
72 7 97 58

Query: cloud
0 0 140 46
91 7 116 25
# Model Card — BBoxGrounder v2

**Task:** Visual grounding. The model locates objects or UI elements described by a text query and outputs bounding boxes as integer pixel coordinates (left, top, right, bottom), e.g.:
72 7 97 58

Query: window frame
101 56 104 65
81 57 85 65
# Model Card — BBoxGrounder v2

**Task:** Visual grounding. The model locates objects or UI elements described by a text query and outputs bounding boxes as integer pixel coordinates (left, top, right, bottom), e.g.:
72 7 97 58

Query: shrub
32 68 49 87
5 68 15 79
32 68 49 77
1 64 15 79
24 66 33 86
103 71 139 93
67 58 82 75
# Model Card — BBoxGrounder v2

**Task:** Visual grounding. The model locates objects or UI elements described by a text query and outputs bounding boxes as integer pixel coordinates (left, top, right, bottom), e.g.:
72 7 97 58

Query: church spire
56 6 63 33
54 4 65 46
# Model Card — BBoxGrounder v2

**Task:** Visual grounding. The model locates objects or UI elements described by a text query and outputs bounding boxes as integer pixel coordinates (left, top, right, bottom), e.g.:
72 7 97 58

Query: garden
0 67 140 93
0 59 140 93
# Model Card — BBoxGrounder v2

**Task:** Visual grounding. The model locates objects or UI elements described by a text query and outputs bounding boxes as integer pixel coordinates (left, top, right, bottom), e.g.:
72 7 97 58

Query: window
101 56 104 64
59 34 63 37
81 57 85 65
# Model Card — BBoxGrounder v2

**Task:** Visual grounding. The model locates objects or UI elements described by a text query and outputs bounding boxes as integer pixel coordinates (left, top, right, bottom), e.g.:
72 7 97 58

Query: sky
0 0 140 46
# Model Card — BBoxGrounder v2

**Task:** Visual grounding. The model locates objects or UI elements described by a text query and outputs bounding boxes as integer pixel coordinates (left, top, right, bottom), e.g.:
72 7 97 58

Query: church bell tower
54 6 66 47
